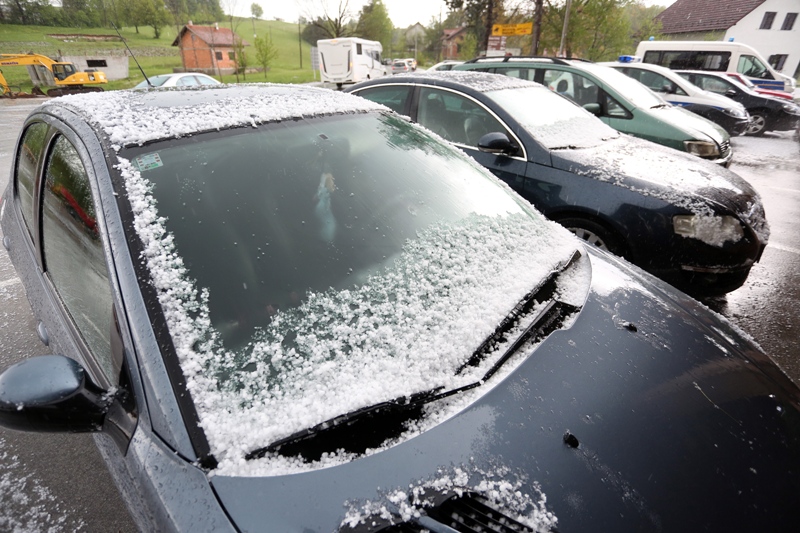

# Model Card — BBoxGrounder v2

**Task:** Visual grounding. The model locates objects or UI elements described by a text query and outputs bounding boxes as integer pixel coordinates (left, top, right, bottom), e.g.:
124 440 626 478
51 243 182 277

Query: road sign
491 23 533 37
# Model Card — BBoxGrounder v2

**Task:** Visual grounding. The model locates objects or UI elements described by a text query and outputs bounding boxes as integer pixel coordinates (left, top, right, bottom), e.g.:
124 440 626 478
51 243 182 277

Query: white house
655 0 799 80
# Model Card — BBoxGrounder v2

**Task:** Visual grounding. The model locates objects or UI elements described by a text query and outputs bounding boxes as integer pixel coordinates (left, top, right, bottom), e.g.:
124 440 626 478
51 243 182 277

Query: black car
3 84 800 532
677 70 800 136
347 71 768 296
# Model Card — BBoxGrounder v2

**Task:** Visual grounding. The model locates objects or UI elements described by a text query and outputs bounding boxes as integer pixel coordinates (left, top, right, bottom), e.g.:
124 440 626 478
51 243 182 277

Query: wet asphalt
0 97 798 530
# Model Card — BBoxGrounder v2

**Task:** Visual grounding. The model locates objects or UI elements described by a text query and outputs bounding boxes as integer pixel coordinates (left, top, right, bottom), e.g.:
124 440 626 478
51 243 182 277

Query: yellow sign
491 23 533 37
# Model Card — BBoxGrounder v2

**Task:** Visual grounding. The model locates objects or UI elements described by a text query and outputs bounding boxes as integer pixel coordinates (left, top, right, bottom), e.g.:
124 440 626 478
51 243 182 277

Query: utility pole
298 20 303 69
558 0 572 57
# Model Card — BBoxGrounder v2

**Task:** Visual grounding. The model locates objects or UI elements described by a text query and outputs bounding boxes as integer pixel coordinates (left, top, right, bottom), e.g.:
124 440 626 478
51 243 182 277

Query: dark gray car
1 85 799 532
347 71 768 296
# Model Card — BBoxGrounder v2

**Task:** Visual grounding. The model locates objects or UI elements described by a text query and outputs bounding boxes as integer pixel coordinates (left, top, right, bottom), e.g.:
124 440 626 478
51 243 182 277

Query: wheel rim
568 227 610 251
746 115 766 134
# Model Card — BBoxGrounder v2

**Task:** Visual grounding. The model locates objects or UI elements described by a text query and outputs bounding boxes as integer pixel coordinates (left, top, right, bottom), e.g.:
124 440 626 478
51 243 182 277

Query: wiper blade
246 250 583 462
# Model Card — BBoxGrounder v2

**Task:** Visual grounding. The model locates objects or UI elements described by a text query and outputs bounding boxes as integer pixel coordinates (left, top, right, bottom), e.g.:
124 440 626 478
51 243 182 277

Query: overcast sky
242 0 676 30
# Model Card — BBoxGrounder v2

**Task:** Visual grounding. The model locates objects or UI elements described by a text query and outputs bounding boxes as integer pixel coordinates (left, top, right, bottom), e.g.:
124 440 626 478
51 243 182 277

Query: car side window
417 87 509 147
14 122 48 239
604 93 629 118
355 85 412 115
738 55 772 79
492 67 534 81
635 70 687 96
542 70 600 107
41 135 118 382
696 75 732 95
178 76 199 86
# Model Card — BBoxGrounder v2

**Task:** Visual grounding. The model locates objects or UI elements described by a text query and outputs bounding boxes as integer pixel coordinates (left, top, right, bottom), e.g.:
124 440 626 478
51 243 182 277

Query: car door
413 86 529 195
12 121 138 448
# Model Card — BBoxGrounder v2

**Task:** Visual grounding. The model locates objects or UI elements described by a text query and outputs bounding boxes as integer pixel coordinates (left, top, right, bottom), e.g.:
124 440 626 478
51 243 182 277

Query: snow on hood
50 84 388 148
116 157 583 475
556 135 770 244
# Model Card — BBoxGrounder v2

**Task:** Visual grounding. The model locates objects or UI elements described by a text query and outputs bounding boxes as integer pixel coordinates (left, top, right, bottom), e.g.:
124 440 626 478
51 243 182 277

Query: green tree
250 2 262 18
356 0 393 54
2 0 61 25
540 0 632 61
234 38 248 80
254 34 278 80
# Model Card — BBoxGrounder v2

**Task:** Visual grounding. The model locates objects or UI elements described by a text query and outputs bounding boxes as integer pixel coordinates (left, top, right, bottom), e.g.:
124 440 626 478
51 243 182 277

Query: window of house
215 51 223 60
768 54 788 71
228 51 235 61
86 59 108 68
760 11 776 29
14 122 49 239
357 43 363 55
41 135 117 382
782 13 797 30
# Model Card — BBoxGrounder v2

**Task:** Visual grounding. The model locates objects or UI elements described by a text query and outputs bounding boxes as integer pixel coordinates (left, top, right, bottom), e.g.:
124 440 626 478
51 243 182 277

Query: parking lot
0 96 798 530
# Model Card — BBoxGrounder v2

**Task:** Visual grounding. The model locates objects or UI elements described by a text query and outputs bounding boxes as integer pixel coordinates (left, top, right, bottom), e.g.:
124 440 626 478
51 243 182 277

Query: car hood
651 104 728 144
548 135 769 242
210 248 800 532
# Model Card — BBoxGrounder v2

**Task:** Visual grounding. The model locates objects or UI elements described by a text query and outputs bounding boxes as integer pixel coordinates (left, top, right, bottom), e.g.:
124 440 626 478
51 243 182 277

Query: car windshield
486 85 620 149
118 112 582 473
580 63 668 109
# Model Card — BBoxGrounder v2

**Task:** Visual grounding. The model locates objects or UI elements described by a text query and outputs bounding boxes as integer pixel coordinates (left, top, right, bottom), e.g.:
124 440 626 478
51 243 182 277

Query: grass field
0 18 318 93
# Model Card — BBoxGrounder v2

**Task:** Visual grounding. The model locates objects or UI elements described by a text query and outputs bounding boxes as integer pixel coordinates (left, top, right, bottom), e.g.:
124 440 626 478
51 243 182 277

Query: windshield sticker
135 153 163 172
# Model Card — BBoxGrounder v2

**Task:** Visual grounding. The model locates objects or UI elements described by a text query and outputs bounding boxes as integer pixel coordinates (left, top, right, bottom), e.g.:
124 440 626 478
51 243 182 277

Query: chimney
214 22 219 30
188 20 193 26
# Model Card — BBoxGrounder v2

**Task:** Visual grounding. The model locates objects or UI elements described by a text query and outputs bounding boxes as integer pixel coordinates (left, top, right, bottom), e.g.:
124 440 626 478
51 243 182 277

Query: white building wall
725 0 800 79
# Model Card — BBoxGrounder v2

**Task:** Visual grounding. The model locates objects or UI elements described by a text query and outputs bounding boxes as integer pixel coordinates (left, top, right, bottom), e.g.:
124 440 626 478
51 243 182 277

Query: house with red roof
172 23 247 76
655 0 799 79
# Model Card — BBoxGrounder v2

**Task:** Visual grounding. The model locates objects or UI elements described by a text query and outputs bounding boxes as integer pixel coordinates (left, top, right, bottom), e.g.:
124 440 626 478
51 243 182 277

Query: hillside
0 18 317 92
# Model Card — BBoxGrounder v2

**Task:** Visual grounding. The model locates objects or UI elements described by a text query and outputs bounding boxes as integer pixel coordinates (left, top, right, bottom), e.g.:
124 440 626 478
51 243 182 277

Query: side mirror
725 89 737 97
583 103 602 116
0 355 110 433
477 132 519 155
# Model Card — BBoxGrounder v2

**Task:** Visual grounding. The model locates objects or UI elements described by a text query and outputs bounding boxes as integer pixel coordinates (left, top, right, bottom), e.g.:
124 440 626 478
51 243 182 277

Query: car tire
745 111 769 136
558 217 627 257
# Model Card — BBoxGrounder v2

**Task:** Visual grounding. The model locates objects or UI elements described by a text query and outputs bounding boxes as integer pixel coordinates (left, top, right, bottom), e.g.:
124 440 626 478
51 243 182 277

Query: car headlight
781 103 800 116
673 214 744 246
683 140 720 157
722 106 748 119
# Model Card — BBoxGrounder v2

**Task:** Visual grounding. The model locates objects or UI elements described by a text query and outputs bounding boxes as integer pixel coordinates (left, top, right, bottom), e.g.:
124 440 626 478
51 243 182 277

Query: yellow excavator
1 53 108 97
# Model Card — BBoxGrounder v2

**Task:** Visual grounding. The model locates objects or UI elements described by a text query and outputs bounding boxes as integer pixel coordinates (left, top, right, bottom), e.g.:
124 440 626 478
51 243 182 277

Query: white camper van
635 40 795 94
318 38 386 88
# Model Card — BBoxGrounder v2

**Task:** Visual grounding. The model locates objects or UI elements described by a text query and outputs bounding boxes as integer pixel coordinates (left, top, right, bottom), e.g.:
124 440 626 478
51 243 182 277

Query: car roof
45 84 387 148
357 70 538 93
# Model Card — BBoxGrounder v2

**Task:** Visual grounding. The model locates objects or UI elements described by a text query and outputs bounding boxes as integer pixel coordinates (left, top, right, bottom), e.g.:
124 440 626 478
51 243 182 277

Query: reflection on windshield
487 86 619 149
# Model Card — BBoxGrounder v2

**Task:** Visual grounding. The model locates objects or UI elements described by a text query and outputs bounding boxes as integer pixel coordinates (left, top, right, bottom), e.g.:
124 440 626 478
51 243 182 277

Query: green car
454 57 733 166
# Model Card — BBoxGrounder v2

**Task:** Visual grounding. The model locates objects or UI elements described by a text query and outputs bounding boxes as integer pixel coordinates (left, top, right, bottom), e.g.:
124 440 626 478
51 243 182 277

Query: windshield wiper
246 250 583 462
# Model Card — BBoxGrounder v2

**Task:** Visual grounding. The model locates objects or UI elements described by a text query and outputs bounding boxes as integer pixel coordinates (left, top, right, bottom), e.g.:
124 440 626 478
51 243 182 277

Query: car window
738 54 772 79
492 67 535 81
628 69 687 96
198 76 218 85
178 76 199 86
41 135 118 382
417 87 510 147
14 122 48 239
694 75 734 94
542 70 600 107
354 85 412 114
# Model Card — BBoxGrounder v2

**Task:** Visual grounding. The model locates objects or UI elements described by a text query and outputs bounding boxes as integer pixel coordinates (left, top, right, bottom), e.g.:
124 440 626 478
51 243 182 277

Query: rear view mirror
0 355 110 433
725 89 737 97
477 132 519 156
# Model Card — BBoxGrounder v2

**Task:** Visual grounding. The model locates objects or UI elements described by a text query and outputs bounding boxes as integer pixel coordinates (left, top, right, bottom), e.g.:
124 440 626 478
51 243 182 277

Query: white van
317 38 386 88
635 40 795 94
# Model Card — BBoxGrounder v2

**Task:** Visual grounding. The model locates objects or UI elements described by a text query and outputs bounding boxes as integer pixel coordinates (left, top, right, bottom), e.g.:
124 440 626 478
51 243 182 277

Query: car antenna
112 23 152 88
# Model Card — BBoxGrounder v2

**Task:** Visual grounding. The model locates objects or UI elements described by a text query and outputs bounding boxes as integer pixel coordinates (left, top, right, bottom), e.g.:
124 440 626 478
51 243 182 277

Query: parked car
348 71 768 296
428 60 465 71
601 60 750 135
725 72 795 101
133 72 220 89
2 83 799 532
676 70 800 136
390 60 411 75
454 57 734 166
